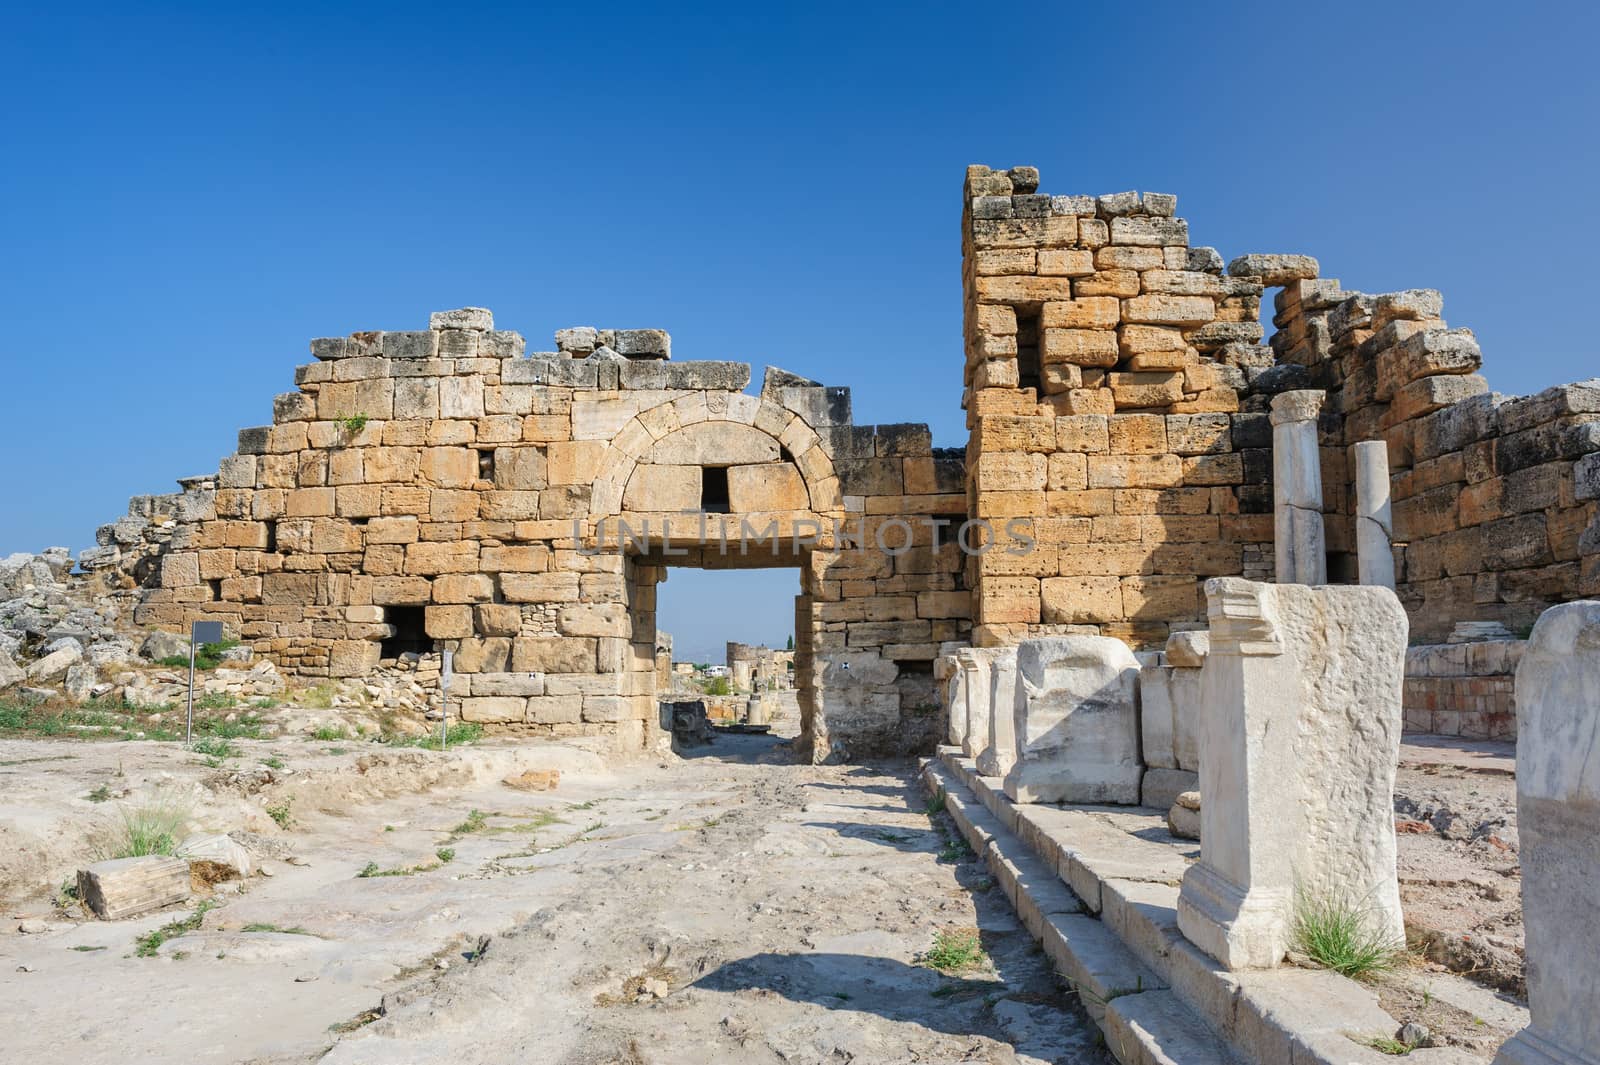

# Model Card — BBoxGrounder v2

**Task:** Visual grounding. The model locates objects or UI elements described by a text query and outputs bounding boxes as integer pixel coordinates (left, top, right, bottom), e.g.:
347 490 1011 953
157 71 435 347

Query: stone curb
922 750 1478 1065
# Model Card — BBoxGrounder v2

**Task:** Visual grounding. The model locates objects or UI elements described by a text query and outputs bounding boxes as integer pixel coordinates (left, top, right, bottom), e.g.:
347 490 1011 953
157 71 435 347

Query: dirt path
4 731 1108 1065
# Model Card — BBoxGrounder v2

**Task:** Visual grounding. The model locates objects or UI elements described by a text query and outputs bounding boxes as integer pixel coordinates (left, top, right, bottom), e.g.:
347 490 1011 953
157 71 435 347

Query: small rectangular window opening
701 466 730 513
1015 306 1042 393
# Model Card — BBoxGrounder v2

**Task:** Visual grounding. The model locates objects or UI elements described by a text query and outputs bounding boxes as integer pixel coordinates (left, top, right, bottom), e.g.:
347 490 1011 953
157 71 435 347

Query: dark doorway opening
381 605 432 658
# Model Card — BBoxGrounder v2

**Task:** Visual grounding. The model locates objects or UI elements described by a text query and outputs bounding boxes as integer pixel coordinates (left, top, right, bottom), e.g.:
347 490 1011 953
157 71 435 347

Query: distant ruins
83 164 1600 759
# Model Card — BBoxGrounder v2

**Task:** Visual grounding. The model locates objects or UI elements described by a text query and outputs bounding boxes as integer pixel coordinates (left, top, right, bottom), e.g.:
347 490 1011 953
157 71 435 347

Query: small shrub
936 837 973 864
311 725 348 742
704 676 731 696
923 788 947 816
265 798 294 830
923 927 986 974
261 756 284 770
297 684 339 710
87 785 112 803
192 736 238 760
195 692 238 711
435 847 455 864
338 412 369 436
450 809 488 835
1292 889 1404 980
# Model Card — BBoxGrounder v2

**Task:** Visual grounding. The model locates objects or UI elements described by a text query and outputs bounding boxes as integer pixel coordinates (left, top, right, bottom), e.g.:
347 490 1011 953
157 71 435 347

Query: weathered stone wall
124 309 968 760
1267 277 1600 640
960 166 1275 649
1403 638 1523 740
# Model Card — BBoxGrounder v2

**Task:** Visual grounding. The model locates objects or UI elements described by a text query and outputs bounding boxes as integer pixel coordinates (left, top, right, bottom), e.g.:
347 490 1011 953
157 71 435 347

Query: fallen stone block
1005 635 1142 805
77 856 191 920
503 769 561 792
178 834 254 880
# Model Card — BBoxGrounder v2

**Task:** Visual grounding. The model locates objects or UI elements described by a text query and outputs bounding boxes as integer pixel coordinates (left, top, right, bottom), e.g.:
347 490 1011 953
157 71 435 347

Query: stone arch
589 390 844 520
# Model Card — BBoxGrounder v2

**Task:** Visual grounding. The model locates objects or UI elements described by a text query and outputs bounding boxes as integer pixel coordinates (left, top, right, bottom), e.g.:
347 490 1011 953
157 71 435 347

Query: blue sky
3 2 1596 661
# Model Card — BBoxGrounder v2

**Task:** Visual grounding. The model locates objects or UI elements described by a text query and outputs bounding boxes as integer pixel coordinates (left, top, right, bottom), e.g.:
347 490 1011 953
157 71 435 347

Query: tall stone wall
124 308 969 759
1267 277 1600 641
960 166 1275 649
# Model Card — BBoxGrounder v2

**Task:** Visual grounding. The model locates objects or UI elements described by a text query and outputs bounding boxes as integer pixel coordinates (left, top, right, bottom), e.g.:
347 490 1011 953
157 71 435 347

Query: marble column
1494 601 1600 1065
1354 440 1396 590
1270 390 1327 585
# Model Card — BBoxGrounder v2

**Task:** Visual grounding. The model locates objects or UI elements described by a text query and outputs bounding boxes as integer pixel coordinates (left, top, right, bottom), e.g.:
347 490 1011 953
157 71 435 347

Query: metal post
185 640 196 747
439 650 453 751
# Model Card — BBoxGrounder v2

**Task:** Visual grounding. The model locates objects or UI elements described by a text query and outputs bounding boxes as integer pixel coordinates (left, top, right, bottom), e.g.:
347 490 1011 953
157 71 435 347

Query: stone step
1105 989 1241 1065
921 756 1452 1065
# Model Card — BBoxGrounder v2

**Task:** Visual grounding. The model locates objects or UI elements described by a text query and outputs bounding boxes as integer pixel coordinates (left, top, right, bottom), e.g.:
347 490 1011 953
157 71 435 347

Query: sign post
186 621 225 747
439 650 453 751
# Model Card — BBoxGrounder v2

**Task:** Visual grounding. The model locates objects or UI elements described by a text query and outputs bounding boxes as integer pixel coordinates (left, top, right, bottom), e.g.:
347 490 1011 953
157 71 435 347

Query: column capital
1269 389 1325 427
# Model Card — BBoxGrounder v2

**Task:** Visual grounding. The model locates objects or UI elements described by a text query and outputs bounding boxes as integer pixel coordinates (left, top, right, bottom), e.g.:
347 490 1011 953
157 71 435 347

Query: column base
1495 1029 1600 1065
1176 862 1291 970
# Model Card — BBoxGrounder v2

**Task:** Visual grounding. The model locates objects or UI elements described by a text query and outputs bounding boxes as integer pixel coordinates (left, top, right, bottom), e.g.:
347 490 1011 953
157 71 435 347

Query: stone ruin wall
960 165 1276 649
122 308 969 761
89 161 1600 757
962 163 1600 651
1268 276 1600 642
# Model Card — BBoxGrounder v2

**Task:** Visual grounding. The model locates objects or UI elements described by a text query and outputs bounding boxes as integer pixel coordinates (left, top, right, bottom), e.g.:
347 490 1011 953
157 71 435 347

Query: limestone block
500 572 579 603
647 422 778 466
493 447 547 491
474 603 522 637
546 440 607 486
1108 371 1184 409
459 696 526 723
1158 631 1207 669
945 659 969 748
1003 635 1142 805
1176 578 1407 970
1041 576 1122 624
1042 328 1119 368
1493 601 1600 1065
1145 769 1198 814
1122 295 1214 327
559 602 629 639
1225 254 1319 285
430 307 493 331
77 856 190 920
957 649 995 761
975 647 1019 779
425 605 474 640
510 636 596 674
432 574 494 604
451 637 511 673
623 464 700 511
727 463 809 511
1139 665 1178 770
526 694 583 724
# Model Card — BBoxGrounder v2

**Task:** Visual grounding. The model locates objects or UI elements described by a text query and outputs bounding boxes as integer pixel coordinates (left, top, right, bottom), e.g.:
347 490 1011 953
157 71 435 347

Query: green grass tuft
105 797 189 859
135 900 216 957
1293 890 1404 980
